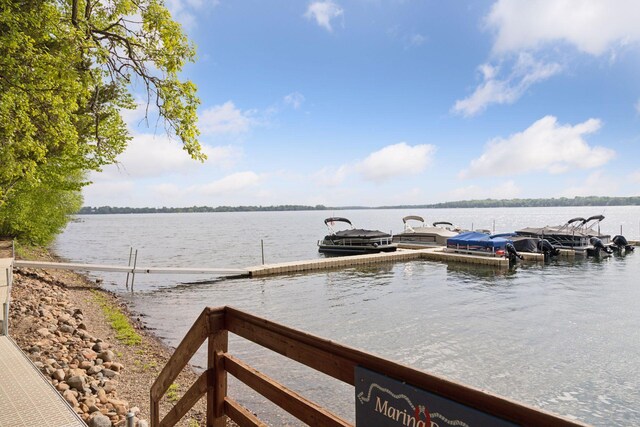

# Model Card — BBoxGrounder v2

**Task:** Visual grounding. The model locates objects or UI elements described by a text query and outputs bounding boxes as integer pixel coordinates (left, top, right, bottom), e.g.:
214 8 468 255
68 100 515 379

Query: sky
85 0 640 208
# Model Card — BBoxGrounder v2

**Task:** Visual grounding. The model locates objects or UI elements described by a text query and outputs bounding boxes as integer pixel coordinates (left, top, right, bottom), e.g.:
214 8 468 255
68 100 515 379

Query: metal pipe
126 412 135 427
261 240 265 265
125 247 133 290
3 267 11 335
131 250 138 294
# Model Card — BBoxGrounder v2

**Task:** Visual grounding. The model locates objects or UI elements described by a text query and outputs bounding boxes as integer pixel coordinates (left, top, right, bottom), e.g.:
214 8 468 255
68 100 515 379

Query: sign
355 367 518 427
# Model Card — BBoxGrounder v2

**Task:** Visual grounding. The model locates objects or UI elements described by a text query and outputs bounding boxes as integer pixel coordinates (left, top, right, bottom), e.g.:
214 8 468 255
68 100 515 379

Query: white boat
392 215 460 247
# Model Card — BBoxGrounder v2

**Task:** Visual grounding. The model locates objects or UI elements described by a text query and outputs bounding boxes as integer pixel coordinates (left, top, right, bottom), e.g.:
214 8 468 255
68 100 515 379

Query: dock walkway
247 247 513 277
0 335 85 427
1 256 85 427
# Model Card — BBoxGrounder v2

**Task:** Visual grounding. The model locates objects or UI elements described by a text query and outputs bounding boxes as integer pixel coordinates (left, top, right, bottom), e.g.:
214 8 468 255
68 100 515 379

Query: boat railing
320 237 393 247
150 306 588 427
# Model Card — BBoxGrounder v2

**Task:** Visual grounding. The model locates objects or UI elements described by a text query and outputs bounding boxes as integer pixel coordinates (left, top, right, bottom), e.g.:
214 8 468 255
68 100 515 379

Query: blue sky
85 0 640 207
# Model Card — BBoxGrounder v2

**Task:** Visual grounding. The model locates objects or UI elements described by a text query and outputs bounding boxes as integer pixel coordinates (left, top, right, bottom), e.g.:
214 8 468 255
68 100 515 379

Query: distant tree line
77 196 640 215
78 205 331 214
420 196 640 209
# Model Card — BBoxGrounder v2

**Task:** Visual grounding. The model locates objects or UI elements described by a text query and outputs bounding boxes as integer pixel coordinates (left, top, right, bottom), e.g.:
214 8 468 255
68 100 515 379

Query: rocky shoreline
9 265 207 426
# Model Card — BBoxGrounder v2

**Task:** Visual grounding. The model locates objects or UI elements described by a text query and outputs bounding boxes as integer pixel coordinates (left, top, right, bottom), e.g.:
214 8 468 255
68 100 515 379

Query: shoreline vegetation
8 248 214 427
78 195 640 215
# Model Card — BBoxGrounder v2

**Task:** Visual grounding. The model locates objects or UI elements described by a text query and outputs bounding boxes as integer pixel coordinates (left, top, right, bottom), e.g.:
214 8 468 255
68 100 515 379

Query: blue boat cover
446 231 511 249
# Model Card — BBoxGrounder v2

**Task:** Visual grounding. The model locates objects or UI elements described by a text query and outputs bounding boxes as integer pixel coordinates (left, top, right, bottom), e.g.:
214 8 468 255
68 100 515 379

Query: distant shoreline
78 196 640 214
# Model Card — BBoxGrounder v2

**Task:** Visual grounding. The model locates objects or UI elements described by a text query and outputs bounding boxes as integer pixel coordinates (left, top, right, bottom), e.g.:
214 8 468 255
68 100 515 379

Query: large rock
92 342 109 352
52 369 66 381
102 368 117 379
98 350 115 363
67 375 85 391
59 324 75 334
88 413 112 427
62 389 78 407
87 365 102 376
97 388 108 404
67 368 85 378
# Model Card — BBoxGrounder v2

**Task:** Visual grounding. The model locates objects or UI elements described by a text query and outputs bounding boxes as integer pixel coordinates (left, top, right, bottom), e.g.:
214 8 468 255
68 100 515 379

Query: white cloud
199 171 263 196
284 92 305 109
387 27 427 49
452 53 562 116
486 0 640 56
304 1 344 32
164 0 218 30
200 101 254 135
96 133 240 180
408 34 426 48
313 165 349 187
635 99 640 115
630 170 640 183
356 143 436 182
120 97 152 128
83 180 135 205
110 134 203 178
460 116 615 178
456 1 640 116
558 170 620 197
449 180 521 201
150 183 182 200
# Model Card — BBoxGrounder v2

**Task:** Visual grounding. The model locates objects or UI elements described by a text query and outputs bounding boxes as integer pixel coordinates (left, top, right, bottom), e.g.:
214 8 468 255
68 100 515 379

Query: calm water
54 207 640 426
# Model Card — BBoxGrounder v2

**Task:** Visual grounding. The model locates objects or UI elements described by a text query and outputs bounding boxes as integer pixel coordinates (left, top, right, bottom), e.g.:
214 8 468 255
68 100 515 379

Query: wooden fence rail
150 306 589 427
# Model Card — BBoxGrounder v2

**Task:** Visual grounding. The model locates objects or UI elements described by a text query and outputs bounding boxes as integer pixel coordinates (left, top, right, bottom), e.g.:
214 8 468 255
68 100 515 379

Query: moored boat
318 217 397 255
445 231 510 257
516 215 619 256
392 215 460 247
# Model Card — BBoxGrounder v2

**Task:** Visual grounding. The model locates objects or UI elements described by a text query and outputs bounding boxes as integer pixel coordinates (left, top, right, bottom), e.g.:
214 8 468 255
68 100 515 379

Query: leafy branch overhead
0 0 202 243
69 0 203 160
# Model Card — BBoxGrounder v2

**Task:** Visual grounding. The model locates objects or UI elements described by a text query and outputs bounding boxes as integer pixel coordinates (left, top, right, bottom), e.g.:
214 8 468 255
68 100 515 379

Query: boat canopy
585 215 604 223
324 217 352 226
446 231 511 249
402 215 424 224
567 217 586 225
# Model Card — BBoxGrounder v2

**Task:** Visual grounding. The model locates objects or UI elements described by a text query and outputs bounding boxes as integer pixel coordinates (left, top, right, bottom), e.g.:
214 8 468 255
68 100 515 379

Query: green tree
0 0 202 243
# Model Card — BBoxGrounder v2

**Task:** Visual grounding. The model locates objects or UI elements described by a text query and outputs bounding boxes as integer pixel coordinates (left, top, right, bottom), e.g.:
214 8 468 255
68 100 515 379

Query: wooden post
207 316 228 426
150 394 160 427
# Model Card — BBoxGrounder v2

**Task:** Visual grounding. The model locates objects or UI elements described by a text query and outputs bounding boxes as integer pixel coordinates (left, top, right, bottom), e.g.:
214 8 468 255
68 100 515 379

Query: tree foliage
0 0 201 243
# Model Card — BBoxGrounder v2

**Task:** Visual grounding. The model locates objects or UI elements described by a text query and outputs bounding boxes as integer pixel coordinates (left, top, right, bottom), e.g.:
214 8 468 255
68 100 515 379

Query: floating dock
247 247 512 277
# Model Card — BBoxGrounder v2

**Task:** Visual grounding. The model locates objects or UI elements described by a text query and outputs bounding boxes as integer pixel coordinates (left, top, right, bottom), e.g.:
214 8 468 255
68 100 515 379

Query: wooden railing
150 306 588 427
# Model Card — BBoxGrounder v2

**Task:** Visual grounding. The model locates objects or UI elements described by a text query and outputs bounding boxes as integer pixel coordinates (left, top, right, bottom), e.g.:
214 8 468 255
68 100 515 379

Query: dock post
125 247 133 290
130 250 138 294
261 239 265 265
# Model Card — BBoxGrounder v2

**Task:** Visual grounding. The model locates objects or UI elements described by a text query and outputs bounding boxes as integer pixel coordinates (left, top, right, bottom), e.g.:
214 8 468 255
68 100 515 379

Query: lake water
54 207 640 426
